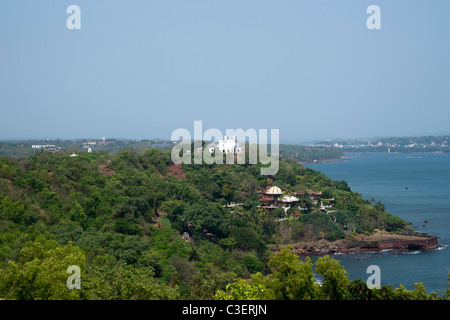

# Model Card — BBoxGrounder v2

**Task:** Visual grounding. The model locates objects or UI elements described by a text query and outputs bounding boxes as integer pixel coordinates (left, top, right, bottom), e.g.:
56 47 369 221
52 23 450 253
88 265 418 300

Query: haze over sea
305 152 449 294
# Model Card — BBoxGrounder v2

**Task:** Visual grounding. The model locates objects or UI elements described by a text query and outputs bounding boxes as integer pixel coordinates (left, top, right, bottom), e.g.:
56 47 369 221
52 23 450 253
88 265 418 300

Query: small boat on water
404 187 409 190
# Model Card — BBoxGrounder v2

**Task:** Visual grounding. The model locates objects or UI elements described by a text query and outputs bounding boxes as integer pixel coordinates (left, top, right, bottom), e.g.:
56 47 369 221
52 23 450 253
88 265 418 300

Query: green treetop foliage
215 246 450 301
0 147 446 300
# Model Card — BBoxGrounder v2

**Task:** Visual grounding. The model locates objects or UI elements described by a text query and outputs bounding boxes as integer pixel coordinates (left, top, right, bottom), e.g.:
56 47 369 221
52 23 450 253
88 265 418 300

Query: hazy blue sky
1 1 449 143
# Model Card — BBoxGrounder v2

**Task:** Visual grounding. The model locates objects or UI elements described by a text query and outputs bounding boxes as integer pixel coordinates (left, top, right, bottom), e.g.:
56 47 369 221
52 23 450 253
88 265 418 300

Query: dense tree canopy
0 148 447 300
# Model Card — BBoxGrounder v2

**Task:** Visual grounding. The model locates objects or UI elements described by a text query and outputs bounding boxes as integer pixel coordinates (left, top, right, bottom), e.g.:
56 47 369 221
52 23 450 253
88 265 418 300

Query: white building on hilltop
217 136 242 153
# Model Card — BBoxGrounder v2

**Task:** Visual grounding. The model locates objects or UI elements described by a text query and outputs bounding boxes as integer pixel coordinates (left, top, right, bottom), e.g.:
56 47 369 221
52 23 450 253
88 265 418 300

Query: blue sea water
304 152 450 294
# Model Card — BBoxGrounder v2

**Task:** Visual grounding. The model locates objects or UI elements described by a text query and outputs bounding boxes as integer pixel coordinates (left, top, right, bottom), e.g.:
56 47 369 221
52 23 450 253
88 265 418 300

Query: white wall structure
217 136 240 153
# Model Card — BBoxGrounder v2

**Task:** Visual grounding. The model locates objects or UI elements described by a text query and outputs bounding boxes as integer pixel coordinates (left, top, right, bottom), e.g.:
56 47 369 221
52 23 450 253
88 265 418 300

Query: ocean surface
304 152 449 294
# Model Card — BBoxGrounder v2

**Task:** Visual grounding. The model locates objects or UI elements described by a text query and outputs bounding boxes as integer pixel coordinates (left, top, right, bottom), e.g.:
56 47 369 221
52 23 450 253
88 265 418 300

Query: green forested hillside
0 148 447 300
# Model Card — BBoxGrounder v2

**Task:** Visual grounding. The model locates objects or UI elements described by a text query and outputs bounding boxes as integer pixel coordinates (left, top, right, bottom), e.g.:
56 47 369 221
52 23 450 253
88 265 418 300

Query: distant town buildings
32 144 56 149
30 137 118 155
31 144 62 152
314 136 450 152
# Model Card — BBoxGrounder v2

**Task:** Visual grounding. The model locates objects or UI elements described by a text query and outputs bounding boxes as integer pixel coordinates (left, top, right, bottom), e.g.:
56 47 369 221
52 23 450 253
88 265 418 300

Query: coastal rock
281 232 440 257
362 234 439 252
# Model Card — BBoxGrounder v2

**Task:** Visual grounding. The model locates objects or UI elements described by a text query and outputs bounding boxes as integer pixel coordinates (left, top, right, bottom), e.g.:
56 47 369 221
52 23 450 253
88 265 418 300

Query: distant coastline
310 135 450 154
299 151 450 165
298 155 351 165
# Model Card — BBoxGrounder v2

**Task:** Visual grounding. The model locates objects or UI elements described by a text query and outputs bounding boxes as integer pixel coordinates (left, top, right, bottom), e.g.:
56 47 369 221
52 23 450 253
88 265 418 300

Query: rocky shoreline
271 231 441 256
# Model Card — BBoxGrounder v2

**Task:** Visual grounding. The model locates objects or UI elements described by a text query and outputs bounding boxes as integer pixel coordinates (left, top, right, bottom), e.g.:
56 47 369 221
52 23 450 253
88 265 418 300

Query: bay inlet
304 152 449 294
